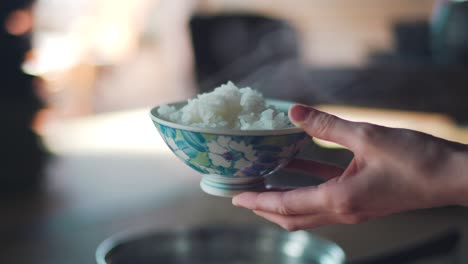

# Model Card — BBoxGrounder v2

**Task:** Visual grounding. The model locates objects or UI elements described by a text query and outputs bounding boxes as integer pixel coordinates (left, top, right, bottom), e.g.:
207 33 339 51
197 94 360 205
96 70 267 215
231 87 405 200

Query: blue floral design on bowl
150 99 310 197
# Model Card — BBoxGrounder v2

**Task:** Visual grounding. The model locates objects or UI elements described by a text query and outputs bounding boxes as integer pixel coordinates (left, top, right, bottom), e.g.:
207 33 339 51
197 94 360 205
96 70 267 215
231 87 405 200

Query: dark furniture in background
189 11 468 124
189 14 301 94
432 0 468 66
0 0 47 195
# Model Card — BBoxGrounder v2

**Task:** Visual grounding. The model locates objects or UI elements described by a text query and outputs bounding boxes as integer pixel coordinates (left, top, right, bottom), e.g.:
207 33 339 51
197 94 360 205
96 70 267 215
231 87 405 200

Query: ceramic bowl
149 99 309 197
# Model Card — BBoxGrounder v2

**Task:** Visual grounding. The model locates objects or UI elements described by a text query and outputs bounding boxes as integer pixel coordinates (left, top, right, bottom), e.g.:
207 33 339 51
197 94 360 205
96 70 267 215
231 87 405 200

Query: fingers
253 210 367 231
232 186 329 215
285 159 344 180
233 178 372 230
253 210 337 231
289 104 362 151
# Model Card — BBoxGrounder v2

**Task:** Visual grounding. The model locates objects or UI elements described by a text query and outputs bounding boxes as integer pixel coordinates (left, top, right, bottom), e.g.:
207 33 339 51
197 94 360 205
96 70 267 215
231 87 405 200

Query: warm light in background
27 0 195 117
23 32 83 76
38 105 468 155
40 108 171 154
24 0 440 119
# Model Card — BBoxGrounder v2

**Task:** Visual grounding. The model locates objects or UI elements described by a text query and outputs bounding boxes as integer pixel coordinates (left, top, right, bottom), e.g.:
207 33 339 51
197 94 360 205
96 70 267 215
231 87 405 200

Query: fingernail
232 196 240 207
232 196 250 209
289 104 309 123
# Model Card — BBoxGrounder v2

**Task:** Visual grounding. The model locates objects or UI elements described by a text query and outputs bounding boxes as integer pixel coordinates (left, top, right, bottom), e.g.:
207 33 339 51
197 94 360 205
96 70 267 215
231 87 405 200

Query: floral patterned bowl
149 100 309 197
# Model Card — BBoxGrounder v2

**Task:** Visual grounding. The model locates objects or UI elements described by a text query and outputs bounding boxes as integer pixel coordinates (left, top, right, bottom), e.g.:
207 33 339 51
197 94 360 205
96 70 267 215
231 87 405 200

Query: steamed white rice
157 81 292 130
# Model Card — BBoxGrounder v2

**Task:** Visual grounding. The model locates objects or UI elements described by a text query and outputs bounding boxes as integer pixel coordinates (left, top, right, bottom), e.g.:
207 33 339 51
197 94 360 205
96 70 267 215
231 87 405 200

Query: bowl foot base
200 174 266 198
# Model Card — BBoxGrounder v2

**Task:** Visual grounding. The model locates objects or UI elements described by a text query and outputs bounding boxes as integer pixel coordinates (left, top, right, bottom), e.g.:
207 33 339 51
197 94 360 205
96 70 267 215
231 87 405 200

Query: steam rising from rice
157 81 292 130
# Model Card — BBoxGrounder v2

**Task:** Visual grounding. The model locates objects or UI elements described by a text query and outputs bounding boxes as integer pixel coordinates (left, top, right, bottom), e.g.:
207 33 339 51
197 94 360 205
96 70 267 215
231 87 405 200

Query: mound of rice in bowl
157 81 293 130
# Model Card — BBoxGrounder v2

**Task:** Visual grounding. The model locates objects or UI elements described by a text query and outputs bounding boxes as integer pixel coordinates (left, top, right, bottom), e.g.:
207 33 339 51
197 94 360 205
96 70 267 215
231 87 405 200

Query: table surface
2 107 468 264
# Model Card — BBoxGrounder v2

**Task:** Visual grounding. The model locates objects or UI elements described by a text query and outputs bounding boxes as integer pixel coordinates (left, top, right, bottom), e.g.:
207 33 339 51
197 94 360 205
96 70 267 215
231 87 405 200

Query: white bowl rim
149 99 305 136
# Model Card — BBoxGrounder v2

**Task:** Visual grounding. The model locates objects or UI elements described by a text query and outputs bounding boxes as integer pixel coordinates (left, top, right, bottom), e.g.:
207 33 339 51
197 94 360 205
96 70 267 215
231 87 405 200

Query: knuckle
253 193 263 210
331 191 367 224
333 192 358 215
355 123 378 142
277 192 294 215
352 123 385 152
254 192 269 211
335 201 356 215
277 205 291 215
307 111 337 138
317 182 338 212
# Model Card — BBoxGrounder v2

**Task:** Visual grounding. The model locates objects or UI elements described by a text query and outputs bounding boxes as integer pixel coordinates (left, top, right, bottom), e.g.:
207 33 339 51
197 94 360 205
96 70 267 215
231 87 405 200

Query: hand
232 104 468 231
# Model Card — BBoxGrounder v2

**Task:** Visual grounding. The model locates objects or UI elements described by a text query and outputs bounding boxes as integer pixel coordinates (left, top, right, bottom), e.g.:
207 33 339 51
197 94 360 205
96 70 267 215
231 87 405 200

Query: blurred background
1 0 468 263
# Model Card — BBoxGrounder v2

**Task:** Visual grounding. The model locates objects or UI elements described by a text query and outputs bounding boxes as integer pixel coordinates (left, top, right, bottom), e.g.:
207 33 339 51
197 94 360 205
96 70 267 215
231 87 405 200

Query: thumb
289 104 363 151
